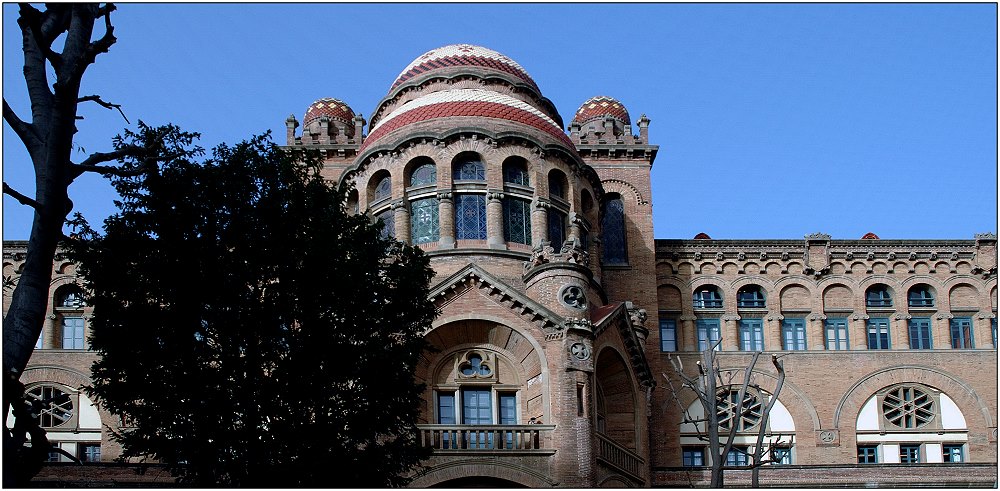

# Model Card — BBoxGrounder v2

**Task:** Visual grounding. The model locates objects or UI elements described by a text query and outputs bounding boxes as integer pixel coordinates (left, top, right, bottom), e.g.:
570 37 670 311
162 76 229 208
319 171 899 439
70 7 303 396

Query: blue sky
3 3 997 240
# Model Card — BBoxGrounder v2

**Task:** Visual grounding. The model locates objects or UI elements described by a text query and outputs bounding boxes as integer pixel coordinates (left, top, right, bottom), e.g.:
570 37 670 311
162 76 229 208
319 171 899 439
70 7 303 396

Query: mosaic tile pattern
303 97 356 126
392 44 537 91
572 95 631 125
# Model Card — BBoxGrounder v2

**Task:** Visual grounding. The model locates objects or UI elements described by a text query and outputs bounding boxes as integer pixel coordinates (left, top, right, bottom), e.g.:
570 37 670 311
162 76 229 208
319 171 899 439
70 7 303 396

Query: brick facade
4 43 996 487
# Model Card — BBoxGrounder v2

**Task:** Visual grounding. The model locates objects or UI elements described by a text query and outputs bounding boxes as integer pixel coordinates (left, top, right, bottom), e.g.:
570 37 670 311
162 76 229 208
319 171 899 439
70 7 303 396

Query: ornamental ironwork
882 385 935 429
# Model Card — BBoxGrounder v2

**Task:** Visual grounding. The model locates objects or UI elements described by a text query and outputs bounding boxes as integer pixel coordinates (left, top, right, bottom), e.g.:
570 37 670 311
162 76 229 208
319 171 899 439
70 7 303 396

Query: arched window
455 194 487 240
409 162 437 187
26 385 74 428
855 383 967 464
601 195 627 265
432 349 520 449
737 285 766 309
866 285 893 308
453 156 485 181
375 209 395 240
503 198 531 245
503 158 529 186
908 285 935 308
410 197 439 245
548 209 566 247
56 285 85 308
346 190 359 215
372 175 391 202
693 286 723 309
55 285 86 350
548 170 567 200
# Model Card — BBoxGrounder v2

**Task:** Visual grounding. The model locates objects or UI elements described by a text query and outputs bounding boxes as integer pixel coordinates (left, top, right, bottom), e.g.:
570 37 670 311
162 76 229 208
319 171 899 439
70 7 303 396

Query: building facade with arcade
5 44 997 487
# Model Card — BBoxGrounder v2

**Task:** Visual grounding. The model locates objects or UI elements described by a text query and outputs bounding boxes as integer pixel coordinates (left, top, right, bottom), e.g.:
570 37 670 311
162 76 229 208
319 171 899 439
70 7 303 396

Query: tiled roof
861 232 880 240
361 89 572 152
572 96 631 125
391 44 538 91
303 98 355 126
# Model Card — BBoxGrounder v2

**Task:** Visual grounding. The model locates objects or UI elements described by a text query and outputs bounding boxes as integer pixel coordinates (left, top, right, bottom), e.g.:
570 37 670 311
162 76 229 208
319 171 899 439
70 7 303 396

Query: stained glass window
373 176 391 201
453 159 485 181
601 196 627 264
504 161 529 186
503 198 531 245
410 198 439 244
410 163 437 187
455 194 486 240
548 209 566 247
375 209 395 240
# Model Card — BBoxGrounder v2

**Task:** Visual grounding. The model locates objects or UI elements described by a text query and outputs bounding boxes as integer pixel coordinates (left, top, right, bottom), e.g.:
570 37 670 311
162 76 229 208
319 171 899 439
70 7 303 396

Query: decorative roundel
717 388 764 432
360 88 573 153
882 385 934 429
572 96 631 126
303 97 356 126
391 44 538 91
558 284 587 310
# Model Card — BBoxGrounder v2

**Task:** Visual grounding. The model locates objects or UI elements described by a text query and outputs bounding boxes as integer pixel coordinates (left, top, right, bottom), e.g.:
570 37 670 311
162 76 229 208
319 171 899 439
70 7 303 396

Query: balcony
416 424 556 454
596 432 646 483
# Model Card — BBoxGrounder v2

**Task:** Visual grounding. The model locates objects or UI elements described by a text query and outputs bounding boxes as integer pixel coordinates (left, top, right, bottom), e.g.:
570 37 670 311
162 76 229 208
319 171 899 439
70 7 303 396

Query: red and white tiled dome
391 44 538 91
303 98 356 126
361 88 571 153
572 96 631 126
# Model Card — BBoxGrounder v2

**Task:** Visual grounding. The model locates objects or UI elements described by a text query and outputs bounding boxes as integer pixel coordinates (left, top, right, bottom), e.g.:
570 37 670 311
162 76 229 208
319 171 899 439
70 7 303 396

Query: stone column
44 314 57 349
392 199 410 245
891 313 911 350
437 192 455 248
486 191 505 249
765 314 784 351
680 315 698 352
851 314 870 350
975 313 994 349
721 314 741 351
934 313 954 349
285 115 298 146
531 198 549 247
807 313 827 350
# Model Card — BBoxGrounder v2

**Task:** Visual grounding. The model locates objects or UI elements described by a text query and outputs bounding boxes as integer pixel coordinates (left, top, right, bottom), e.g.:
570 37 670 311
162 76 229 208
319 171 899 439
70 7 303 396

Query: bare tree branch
77 94 130 124
3 99 42 153
83 4 117 67
3 183 42 211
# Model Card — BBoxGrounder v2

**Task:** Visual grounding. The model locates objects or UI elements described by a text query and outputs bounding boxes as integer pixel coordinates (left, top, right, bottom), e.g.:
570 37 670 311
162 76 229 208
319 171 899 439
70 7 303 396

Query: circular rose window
717 388 763 432
26 385 74 428
882 385 934 429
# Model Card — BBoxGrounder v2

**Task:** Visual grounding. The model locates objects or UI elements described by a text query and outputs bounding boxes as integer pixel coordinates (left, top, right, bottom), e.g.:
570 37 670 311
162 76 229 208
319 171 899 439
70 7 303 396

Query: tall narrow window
825 318 849 350
373 176 391 202
375 209 395 240
782 319 807 350
548 209 566 247
548 172 566 200
455 194 487 240
908 317 932 349
35 328 44 350
696 319 721 351
660 318 677 352
62 317 85 349
950 317 974 349
437 391 456 449
409 163 437 187
503 198 531 245
992 317 997 349
410 197 439 245
462 389 493 448
453 159 485 181
739 319 764 351
867 318 891 349
600 196 627 265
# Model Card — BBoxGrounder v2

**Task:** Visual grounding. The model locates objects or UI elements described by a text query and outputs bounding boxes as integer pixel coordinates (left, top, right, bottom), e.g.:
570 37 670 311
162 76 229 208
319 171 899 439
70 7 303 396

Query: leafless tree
664 341 787 488
3 4 194 484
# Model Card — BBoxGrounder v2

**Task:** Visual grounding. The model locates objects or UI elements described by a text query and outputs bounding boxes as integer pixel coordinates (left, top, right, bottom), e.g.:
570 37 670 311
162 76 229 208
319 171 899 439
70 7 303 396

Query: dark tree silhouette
3 4 197 485
67 133 436 486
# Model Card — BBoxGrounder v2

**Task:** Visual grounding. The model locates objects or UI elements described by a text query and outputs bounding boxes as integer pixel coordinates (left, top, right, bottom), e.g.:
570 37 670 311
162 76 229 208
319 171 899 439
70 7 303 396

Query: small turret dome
572 96 631 126
303 98 356 127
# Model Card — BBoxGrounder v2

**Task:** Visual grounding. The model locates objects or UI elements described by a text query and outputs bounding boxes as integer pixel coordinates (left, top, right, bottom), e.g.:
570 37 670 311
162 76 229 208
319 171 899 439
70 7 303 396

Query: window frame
502 197 532 246
949 316 974 349
908 317 933 350
738 319 765 351
659 317 677 352
781 318 807 350
682 446 706 467
857 444 878 464
600 195 628 265
824 317 850 350
867 318 891 350
943 444 964 463
409 197 440 245
61 316 85 350
907 286 935 308
693 287 723 309
696 318 722 351
454 193 487 240
866 285 893 308
737 286 766 309
899 444 921 464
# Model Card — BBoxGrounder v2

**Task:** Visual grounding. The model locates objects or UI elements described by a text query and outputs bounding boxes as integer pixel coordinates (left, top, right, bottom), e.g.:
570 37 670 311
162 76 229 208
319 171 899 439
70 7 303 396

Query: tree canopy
68 132 436 486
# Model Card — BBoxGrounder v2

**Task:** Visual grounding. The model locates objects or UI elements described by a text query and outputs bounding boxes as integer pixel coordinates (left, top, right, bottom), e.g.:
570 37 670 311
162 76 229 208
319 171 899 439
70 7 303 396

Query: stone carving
738 252 746 261
930 252 938 260
805 232 831 240
694 252 702 261
819 430 836 443
887 252 896 260
715 252 724 261
867 252 875 260
625 301 648 327
559 284 587 310
781 252 790 261
951 252 959 260
975 232 998 240
759 252 767 260
909 252 917 260
845 252 854 260
569 342 591 361
435 191 453 201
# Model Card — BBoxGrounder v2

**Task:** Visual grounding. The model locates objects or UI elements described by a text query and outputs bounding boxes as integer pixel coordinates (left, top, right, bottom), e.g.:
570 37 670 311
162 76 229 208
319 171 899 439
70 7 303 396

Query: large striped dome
391 44 538 91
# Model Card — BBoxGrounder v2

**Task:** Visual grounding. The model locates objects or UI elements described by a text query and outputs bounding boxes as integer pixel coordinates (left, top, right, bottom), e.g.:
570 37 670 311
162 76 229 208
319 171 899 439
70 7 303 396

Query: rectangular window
857 445 878 464
375 209 395 240
46 450 61 462
682 447 705 467
992 317 997 349
410 197 440 245
547 209 567 247
455 194 487 240
463 389 493 449
781 318 806 350
499 392 517 449
503 198 532 246
696 319 721 351
825 318 849 350
867 318 891 350
79 444 101 463
943 444 964 463
739 319 764 351
950 317 974 349
659 318 677 352
726 447 749 466
899 444 920 464
61 317 85 349
771 447 792 465
436 392 456 448
908 317 933 350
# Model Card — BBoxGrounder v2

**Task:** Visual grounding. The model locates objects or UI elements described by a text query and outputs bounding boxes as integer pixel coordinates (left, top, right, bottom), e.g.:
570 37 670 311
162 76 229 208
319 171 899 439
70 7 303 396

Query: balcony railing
417 424 555 451
596 432 645 483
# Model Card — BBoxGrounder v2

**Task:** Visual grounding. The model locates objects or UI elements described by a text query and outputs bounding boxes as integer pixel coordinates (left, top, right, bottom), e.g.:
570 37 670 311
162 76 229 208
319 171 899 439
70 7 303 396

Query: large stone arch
833 365 994 433
410 458 558 487
594 345 641 451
